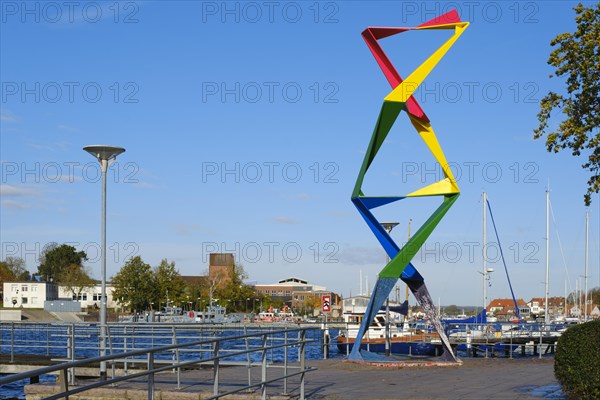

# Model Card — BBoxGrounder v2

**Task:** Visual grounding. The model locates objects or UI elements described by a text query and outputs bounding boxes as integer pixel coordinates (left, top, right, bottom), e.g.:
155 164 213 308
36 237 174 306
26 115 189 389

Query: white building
3 281 58 308
57 283 118 309
342 295 371 314
3 281 118 310
342 295 406 315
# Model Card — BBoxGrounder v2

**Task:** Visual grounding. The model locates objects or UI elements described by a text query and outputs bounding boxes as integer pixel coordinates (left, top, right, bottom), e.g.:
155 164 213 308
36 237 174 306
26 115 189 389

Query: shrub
554 320 600 399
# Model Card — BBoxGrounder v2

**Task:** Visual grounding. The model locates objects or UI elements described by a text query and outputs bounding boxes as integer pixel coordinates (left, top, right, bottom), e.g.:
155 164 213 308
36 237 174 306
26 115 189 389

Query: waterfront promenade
25 357 563 399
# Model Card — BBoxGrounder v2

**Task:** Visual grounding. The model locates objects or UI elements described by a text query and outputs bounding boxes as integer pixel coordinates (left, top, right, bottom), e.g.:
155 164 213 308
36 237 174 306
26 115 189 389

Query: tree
444 304 460 316
37 244 87 283
304 295 323 316
0 257 30 284
555 320 600 399
534 3 600 205
154 259 185 309
111 256 156 312
260 294 283 312
0 263 12 289
590 287 600 305
183 277 208 310
58 263 95 298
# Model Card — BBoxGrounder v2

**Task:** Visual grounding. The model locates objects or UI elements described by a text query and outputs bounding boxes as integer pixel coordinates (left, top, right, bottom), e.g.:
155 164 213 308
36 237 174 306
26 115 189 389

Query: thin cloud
27 141 71 152
0 184 41 197
2 200 30 209
0 109 18 123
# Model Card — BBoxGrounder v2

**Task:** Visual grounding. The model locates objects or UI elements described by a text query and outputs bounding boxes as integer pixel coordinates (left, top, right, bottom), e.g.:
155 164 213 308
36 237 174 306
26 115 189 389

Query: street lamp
84 144 125 381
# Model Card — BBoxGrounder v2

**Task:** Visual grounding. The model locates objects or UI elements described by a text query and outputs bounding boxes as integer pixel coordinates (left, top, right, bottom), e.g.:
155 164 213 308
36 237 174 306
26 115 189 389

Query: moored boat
335 308 441 356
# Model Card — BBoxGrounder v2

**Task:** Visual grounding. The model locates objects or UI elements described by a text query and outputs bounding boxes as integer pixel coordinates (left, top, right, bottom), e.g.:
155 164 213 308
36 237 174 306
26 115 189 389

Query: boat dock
23 357 562 399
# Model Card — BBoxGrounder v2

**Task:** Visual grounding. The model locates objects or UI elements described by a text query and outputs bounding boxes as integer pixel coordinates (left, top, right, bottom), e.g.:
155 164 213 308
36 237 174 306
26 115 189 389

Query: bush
554 320 600 399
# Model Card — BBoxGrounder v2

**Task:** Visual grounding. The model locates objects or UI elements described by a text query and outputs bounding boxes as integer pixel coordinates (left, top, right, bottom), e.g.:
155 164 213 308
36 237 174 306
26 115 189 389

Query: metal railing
334 321 566 358
0 321 327 360
0 326 318 400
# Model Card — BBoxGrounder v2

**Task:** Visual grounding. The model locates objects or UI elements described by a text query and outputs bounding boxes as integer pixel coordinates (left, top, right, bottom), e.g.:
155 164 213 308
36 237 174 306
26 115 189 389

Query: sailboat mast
545 189 550 325
564 279 567 319
406 219 412 302
360 270 363 296
584 208 589 321
483 192 487 313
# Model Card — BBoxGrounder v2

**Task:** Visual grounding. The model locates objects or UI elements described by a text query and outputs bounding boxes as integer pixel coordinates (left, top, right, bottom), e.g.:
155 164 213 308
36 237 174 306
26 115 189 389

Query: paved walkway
26 357 564 399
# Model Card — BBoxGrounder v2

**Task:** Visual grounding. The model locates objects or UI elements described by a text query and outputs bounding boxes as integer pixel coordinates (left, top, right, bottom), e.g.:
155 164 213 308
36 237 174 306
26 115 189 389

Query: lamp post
381 222 399 356
84 144 125 381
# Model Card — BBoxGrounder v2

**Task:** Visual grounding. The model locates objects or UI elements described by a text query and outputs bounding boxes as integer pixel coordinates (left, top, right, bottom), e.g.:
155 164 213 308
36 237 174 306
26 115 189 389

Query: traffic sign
322 295 331 312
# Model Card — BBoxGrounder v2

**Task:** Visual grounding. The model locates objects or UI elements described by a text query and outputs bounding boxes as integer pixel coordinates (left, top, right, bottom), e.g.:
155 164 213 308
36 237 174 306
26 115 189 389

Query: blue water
0 375 56 400
0 323 340 399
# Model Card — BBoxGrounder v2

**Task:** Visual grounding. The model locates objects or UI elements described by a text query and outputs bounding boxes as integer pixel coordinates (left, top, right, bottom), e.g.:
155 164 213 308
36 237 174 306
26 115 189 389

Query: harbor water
0 322 340 399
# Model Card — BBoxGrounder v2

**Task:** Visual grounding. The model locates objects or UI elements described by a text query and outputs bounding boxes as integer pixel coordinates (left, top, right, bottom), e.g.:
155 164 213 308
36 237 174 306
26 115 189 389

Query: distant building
341 295 406 319
487 298 530 321
255 277 338 317
3 281 58 308
57 283 118 309
341 295 371 314
209 253 235 287
528 297 565 318
569 303 600 319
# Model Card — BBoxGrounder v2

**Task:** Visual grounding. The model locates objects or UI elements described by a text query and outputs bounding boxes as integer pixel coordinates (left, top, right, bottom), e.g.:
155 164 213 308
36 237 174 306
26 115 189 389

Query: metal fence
0 325 319 400
334 320 567 359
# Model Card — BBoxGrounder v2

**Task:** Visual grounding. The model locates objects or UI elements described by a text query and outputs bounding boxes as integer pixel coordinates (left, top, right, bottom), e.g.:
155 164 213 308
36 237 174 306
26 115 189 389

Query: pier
20 357 562 399
0 321 567 399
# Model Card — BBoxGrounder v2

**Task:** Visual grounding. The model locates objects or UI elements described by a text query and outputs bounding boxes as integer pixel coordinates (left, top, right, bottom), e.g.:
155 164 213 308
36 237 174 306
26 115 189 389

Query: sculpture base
344 350 462 368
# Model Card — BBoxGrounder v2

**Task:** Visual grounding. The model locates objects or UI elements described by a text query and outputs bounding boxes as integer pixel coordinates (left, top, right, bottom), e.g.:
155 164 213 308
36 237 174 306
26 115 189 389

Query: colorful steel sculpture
350 10 469 362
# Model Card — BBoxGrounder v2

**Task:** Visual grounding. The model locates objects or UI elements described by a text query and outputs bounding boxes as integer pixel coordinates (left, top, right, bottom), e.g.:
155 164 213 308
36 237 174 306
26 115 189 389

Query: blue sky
1 1 598 307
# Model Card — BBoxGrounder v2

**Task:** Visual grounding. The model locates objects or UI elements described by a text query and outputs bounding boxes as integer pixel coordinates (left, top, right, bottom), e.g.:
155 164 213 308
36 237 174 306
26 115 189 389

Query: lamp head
83 145 126 161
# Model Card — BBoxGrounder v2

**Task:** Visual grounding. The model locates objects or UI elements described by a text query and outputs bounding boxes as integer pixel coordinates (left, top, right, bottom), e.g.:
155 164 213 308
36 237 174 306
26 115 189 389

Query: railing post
10 322 14 363
244 325 251 389
261 333 267 400
106 323 114 378
509 328 513 359
213 340 220 397
300 329 306 400
59 368 69 400
132 326 136 353
283 330 288 395
124 326 129 374
199 326 204 361
538 323 543 359
68 324 75 386
297 331 301 362
484 329 488 359
172 326 181 389
345 323 349 356
147 352 154 400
